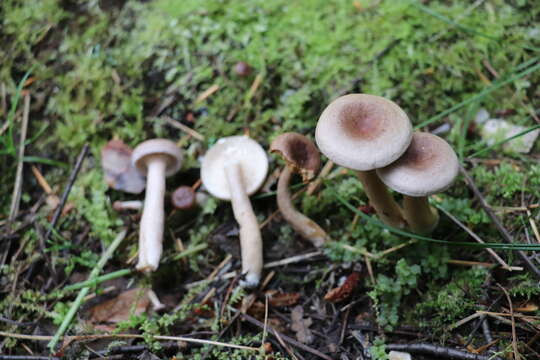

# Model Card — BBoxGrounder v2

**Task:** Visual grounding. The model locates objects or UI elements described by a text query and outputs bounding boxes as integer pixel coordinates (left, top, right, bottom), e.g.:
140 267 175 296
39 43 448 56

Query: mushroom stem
224 162 263 287
402 196 439 235
277 166 329 247
357 170 407 229
137 157 167 272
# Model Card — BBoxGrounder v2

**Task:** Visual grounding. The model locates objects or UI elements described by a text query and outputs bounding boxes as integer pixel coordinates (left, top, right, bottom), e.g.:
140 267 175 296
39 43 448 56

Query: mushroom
201 136 268 287
101 139 146 194
270 132 330 247
315 94 412 228
377 132 459 234
171 185 196 210
113 200 143 212
132 139 183 272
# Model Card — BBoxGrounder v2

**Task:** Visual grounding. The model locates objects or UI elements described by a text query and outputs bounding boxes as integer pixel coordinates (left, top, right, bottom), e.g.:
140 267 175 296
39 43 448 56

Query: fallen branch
386 343 503 360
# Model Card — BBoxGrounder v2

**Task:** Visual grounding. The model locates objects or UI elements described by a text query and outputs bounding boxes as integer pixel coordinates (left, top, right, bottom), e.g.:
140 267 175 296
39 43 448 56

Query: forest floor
1 0 540 359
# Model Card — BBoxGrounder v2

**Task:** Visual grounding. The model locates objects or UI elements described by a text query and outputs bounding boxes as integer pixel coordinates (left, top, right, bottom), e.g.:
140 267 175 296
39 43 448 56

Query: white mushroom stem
277 166 329 247
357 170 407 229
137 157 167 272
224 162 263 287
113 200 143 211
403 195 439 235
147 289 166 311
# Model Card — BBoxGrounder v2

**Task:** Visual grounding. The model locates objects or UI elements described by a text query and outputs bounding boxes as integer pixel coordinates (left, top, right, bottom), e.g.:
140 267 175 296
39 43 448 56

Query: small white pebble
389 351 412 360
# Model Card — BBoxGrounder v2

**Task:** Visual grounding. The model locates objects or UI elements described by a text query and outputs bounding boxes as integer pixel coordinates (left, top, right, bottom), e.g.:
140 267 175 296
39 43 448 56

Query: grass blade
334 192 540 251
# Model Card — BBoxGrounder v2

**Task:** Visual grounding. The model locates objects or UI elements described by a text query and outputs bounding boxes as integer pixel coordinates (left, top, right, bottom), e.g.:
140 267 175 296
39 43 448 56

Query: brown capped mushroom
315 94 412 228
171 186 196 210
132 139 183 272
377 132 459 234
201 136 268 287
270 133 330 247
101 140 146 194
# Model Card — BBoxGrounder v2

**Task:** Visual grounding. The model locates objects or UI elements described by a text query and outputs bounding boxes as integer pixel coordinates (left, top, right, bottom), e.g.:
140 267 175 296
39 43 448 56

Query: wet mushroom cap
270 133 320 181
315 94 412 171
132 139 184 176
172 186 196 209
377 132 459 197
201 136 268 200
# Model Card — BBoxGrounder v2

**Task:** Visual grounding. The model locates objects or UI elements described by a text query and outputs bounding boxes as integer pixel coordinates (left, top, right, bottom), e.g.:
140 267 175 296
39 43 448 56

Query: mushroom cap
315 94 412 171
377 132 459 197
201 136 269 200
270 132 320 182
132 139 183 177
171 186 196 210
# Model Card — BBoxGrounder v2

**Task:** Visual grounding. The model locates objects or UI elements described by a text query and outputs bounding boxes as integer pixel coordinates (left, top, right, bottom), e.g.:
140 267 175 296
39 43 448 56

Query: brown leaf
245 300 266 320
101 140 146 194
88 288 150 323
290 305 313 344
324 272 360 303
266 290 301 307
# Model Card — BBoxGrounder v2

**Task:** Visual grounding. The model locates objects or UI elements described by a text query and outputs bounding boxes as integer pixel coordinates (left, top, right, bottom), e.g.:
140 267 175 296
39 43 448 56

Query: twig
195 84 219 104
385 343 503 360
8 94 30 223
48 229 127 351
0 356 60 360
497 284 520 360
185 251 323 288
460 165 540 279
306 160 334 196
45 144 89 240
230 308 333 360
447 259 522 271
1 331 257 352
450 312 482 330
437 204 513 270
163 116 204 141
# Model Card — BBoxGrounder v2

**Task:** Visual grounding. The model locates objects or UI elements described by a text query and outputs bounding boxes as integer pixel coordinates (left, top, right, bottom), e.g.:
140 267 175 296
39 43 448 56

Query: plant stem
62 269 132 292
48 229 127 352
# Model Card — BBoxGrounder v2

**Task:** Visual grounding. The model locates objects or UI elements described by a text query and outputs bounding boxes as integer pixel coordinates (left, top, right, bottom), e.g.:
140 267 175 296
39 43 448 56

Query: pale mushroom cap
377 132 459 197
315 94 412 171
132 139 183 177
201 136 269 200
270 132 320 181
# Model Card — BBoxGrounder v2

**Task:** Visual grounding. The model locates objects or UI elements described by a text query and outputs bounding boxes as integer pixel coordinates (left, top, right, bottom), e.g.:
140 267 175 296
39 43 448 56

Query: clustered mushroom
105 93 459 287
316 94 412 229
378 132 459 234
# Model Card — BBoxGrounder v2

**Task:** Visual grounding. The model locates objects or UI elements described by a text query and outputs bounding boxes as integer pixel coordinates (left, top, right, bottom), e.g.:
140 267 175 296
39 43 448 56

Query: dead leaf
266 290 301 307
101 140 146 194
88 288 150 323
324 272 360 303
290 305 313 344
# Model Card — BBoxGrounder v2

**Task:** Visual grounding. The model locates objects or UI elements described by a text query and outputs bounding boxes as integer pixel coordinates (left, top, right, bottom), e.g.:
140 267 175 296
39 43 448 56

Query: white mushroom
377 132 459 234
201 136 268 287
132 139 183 272
315 94 412 228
